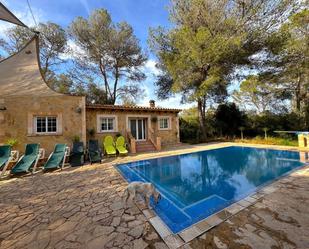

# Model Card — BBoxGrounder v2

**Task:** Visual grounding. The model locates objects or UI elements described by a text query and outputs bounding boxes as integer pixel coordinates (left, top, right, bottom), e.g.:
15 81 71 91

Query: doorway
129 118 147 141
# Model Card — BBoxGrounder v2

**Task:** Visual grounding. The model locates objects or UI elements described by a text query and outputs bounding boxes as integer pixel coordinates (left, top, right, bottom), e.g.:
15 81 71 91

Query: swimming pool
116 146 305 233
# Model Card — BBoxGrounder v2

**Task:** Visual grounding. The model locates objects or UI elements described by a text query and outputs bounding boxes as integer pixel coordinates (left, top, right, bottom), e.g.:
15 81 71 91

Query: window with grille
35 116 57 134
159 117 170 130
100 117 115 132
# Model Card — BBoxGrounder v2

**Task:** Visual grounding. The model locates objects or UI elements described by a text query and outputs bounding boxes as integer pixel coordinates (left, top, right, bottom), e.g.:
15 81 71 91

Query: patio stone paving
0 142 308 249
0 164 166 249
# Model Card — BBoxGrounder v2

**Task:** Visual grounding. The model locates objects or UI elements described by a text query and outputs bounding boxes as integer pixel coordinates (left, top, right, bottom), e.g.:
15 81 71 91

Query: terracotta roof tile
86 104 182 113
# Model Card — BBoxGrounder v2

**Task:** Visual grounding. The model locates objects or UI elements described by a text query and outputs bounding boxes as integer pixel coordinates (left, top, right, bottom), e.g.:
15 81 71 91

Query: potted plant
151 116 158 123
6 138 19 149
72 135 80 143
5 138 19 169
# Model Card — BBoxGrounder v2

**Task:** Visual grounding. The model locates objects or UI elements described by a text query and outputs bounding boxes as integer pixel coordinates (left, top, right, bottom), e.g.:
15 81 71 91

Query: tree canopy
148 0 298 140
263 9 309 119
69 9 147 104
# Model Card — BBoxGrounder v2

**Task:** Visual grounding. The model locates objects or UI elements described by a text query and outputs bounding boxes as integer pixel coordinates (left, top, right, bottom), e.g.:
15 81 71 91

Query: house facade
86 103 181 153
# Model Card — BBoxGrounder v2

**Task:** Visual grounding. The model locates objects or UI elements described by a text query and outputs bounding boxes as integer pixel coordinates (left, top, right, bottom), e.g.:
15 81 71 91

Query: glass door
130 119 146 141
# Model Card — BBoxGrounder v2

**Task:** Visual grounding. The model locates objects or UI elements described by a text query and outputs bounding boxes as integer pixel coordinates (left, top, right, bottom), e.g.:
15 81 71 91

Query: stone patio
0 142 308 249
0 163 165 249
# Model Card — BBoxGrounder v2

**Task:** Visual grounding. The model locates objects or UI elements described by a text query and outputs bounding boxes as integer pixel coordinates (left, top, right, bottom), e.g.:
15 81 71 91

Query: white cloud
143 59 160 76
137 59 194 110
14 7 44 27
139 89 194 110
59 39 86 60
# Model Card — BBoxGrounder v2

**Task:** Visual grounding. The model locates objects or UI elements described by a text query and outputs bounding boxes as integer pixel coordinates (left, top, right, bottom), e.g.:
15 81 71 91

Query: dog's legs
145 195 152 209
123 189 130 208
127 189 136 207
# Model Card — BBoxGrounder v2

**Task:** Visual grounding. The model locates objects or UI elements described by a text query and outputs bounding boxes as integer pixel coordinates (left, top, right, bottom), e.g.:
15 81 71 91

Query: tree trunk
99 60 111 104
197 96 207 142
295 74 302 113
111 63 119 105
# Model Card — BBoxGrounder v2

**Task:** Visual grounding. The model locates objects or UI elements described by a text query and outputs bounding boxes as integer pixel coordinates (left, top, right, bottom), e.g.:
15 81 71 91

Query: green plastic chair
70 142 84 167
0 145 11 176
88 140 102 164
44 144 68 170
103 136 116 156
116 136 128 155
11 144 40 174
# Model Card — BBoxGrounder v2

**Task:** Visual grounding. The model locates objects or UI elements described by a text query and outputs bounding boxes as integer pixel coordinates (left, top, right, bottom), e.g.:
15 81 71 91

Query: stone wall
0 95 86 154
86 108 180 147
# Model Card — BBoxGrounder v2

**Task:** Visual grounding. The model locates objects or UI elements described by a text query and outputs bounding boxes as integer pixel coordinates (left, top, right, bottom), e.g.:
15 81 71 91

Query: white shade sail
0 36 62 97
0 2 27 27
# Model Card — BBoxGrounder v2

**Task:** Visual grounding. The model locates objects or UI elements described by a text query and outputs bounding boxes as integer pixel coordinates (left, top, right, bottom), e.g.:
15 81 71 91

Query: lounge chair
44 144 69 171
103 136 116 156
11 144 41 174
0 145 11 177
116 136 128 155
88 140 102 164
70 142 84 167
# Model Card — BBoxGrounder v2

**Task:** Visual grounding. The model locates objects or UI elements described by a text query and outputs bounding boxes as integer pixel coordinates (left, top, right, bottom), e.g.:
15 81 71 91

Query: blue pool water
116 146 306 233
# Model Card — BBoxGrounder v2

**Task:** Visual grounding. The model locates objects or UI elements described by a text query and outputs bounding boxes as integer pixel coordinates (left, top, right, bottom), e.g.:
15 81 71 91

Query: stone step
136 141 156 152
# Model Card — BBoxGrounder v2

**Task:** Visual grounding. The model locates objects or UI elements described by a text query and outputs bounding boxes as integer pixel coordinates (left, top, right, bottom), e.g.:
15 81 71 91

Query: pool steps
134 181 286 249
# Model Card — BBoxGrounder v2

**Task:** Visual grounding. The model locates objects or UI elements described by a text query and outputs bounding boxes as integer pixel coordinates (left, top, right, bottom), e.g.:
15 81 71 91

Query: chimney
149 100 155 108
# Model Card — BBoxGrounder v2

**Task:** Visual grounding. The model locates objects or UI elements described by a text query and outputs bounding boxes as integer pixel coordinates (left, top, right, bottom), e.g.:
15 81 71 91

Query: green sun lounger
103 136 116 156
116 136 128 155
0 145 11 176
11 144 40 174
44 144 68 170
70 142 84 167
88 140 102 164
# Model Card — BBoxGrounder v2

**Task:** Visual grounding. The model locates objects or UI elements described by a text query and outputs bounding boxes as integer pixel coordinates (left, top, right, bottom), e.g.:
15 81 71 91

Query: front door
130 119 146 141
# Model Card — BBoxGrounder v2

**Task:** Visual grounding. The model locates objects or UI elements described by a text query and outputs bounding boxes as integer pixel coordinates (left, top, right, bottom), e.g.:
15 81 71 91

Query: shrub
235 136 298 147
214 103 247 138
6 138 19 148
72 135 80 143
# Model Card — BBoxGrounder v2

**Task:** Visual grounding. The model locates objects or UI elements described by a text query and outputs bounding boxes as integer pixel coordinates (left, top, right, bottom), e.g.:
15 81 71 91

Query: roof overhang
86 104 182 113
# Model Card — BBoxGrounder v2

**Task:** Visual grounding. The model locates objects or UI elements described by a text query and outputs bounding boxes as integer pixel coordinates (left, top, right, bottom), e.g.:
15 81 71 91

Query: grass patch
234 136 298 147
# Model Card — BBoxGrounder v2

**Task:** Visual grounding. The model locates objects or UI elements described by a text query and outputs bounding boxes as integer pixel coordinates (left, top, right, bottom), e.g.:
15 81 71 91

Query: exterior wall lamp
0 106 7 111
75 107 82 114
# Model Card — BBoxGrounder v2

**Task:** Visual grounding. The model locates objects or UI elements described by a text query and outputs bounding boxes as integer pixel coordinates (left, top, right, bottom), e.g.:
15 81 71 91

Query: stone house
86 103 181 153
0 8 181 154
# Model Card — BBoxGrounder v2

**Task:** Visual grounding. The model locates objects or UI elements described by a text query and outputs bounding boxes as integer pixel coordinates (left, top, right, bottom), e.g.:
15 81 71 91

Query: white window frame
34 116 58 134
97 114 118 133
158 116 171 130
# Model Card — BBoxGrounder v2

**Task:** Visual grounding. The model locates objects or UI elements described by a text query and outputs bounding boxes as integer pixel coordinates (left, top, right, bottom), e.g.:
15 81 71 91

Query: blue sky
1 0 196 108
